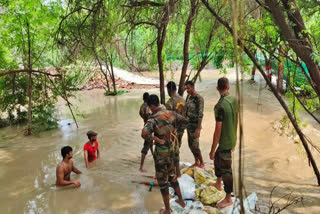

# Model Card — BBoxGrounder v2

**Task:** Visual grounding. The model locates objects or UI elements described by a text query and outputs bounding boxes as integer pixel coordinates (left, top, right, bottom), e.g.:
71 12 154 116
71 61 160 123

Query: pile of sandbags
180 166 226 207
171 163 258 214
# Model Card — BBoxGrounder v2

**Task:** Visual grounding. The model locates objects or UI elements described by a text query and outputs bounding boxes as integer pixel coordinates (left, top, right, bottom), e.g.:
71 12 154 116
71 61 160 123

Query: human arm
209 105 224 160
97 147 100 159
84 150 89 168
195 118 202 138
139 106 144 119
209 121 222 160
196 96 204 138
56 166 81 187
72 161 82 174
141 119 154 142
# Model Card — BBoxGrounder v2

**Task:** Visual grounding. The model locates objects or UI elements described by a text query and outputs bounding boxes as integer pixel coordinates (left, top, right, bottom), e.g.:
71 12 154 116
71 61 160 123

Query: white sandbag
170 199 206 214
219 192 258 214
178 174 196 200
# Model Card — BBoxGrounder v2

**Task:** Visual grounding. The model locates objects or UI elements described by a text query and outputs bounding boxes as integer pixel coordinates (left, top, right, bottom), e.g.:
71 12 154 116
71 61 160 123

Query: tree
201 0 320 186
178 0 199 95
123 0 178 104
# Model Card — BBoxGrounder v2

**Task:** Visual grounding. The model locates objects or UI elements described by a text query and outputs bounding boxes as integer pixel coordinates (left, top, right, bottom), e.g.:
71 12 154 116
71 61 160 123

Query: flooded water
0 69 320 213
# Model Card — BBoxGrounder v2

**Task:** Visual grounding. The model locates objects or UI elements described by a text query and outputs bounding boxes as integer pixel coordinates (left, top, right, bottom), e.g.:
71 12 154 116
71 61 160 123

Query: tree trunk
265 0 320 98
26 19 32 136
157 26 166 104
94 50 110 92
109 54 117 94
178 0 198 96
251 64 257 80
201 0 320 186
157 1 176 104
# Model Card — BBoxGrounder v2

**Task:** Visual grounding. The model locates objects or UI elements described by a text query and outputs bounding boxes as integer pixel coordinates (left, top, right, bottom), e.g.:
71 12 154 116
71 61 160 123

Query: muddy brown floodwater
0 69 319 214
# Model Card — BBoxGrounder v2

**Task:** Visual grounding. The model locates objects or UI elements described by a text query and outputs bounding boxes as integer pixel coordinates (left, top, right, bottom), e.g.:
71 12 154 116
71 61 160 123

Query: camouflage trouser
214 149 233 194
173 130 184 163
187 123 201 158
154 143 177 189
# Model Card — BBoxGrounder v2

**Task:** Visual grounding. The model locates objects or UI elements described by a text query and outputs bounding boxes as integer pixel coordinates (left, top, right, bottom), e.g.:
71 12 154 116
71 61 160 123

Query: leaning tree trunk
178 0 198 96
265 0 320 98
94 50 111 92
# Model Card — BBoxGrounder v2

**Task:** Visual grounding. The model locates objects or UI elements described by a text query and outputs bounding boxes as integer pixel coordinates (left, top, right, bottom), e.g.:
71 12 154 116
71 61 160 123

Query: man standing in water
84 130 100 168
142 95 186 214
139 92 153 172
56 146 82 187
185 81 205 168
209 77 238 209
165 81 186 177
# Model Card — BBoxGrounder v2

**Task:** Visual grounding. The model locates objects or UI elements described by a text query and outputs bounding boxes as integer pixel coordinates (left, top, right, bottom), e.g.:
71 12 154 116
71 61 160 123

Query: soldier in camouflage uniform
142 95 186 214
165 81 186 177
209 77 238 209
139 92 153 172
185 81 205 168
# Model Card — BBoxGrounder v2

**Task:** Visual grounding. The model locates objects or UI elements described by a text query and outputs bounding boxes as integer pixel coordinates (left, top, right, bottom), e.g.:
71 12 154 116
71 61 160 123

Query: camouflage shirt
143 109 187 149
139 102 150 124
165 94 186 132
165 94 186 116
186 93 204 124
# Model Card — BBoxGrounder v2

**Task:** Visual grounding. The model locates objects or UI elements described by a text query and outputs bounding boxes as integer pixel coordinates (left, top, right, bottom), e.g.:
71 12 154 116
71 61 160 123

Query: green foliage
213 52 225 68
31 102 58 133
0 0 320 134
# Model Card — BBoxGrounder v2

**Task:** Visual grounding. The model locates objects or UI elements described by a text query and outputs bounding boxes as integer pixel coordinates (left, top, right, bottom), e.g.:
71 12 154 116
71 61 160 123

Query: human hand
195 128 201 138
209 151 215 160
153 136 165 144
73 181 81 188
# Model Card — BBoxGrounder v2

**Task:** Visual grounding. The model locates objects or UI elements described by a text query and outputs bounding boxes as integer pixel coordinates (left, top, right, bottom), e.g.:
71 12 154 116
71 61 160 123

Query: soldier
209 77 238 209
142 95 186 214
139 92 153 172
185 81 205 168
165 81 186 177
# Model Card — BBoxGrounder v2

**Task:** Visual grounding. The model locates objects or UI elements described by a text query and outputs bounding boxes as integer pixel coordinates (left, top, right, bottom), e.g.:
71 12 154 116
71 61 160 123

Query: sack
178 174 196 200
200 186 226 205
194 168 207 186
203 206 220 214
181 167 194 178
170 199 206 214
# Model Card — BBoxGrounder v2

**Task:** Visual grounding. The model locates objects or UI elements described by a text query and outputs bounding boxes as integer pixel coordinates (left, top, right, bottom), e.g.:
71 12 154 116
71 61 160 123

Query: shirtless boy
56 146 82 187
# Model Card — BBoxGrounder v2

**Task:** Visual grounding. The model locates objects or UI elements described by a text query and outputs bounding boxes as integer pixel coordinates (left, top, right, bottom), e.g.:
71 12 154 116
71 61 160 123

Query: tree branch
122 1 164 8
0 69 62 77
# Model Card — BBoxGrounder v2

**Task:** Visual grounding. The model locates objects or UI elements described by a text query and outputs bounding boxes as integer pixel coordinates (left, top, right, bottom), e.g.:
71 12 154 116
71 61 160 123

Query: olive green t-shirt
214 92 238 151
